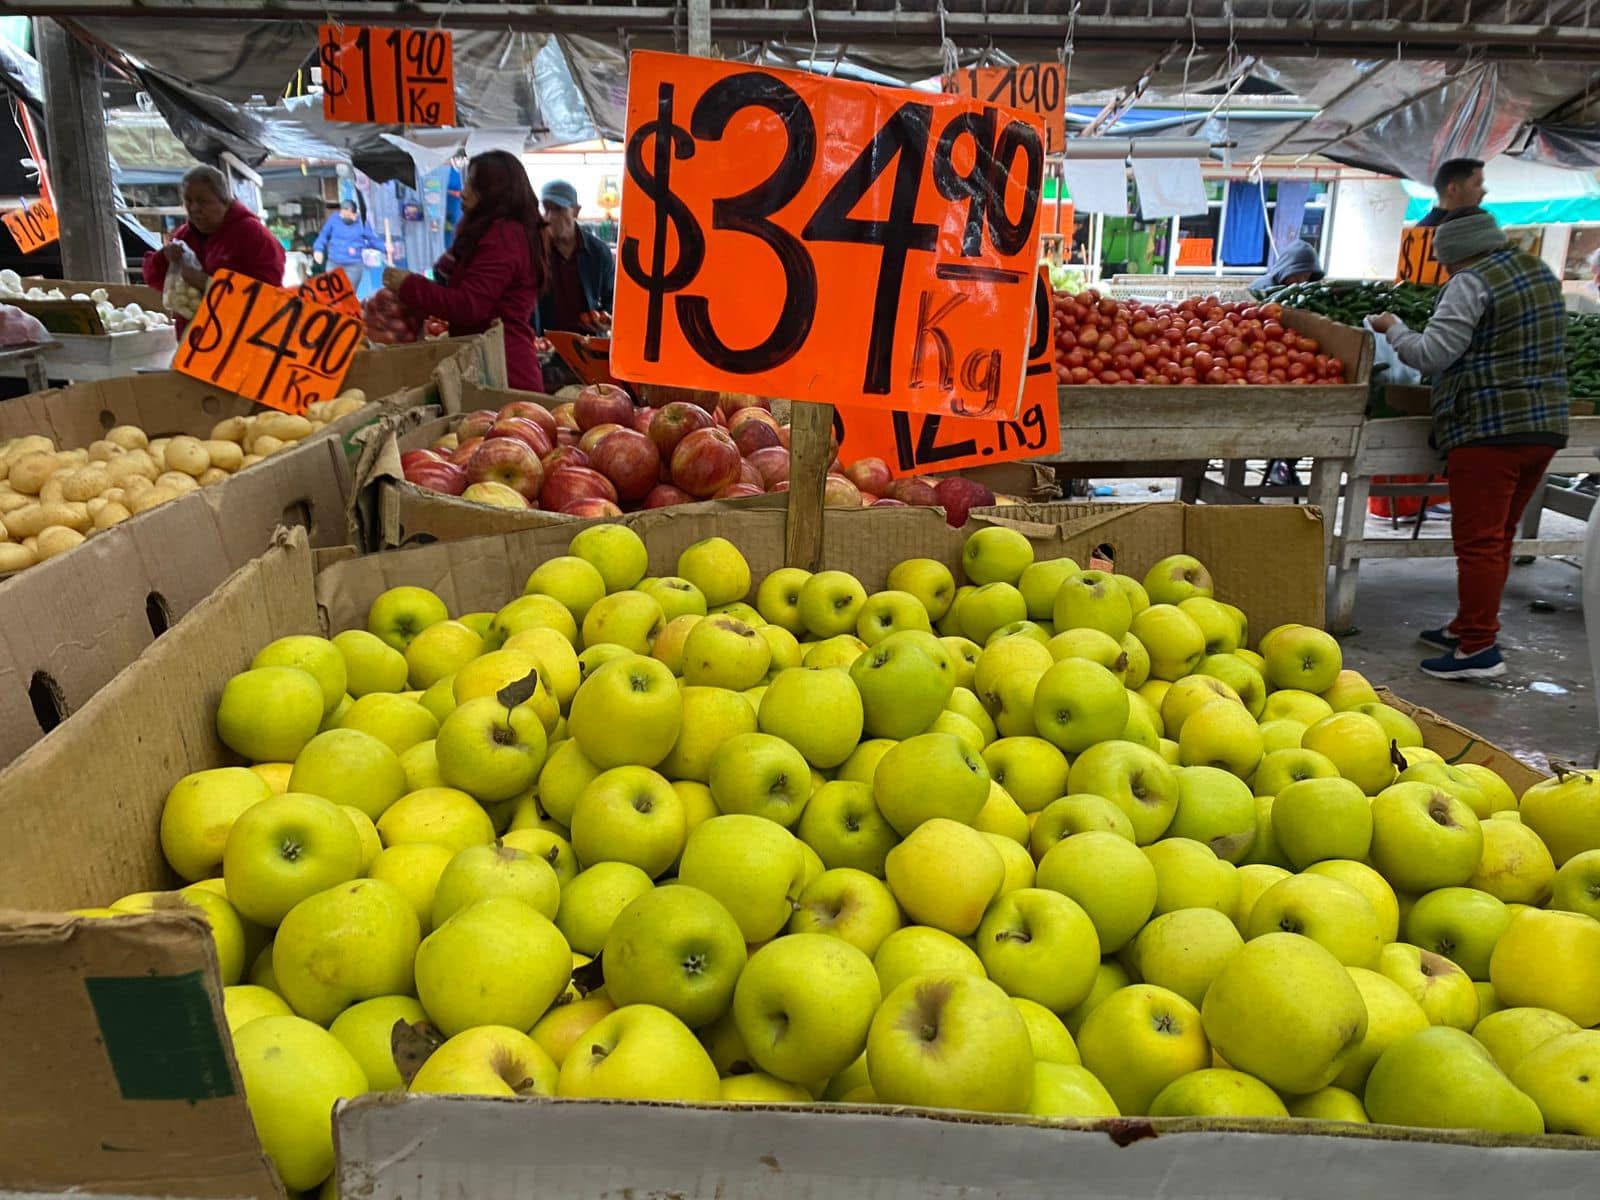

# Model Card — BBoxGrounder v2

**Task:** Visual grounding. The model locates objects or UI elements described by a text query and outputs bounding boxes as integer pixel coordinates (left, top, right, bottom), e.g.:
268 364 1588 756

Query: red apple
844 456 893 497
645 483 694 509
556 427 578 447
457 409 499 440
466 438 545 500
498 401 558 443
562 497 623 518
871 498 907 507
718 393 771 417
824 474 863 508
449 436 484 466
778 426 792 449
886 477 940 506
541 465 618 512
737 458 764 489
935 476 996 528
400 448 445 472
552 402 580 432
728 407 781 435
733 420 782 456
714 482 765 500
541 445 588 475
671 427 742 498
746 447 790 490
574 383 635 431
405 459 468 495
588 428 661 503
488 416 553 457
631 406 658 434
462 481 531 509
578 423 624 455
648 402 715 460
770 480 790 492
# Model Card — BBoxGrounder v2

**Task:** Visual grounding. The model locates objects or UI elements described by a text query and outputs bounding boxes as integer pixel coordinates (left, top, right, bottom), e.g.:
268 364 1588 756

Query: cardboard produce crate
3 502 1588 1199
0 332 503 765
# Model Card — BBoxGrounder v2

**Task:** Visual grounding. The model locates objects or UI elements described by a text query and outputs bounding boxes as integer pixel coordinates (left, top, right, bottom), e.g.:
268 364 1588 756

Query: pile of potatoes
0 390 367 574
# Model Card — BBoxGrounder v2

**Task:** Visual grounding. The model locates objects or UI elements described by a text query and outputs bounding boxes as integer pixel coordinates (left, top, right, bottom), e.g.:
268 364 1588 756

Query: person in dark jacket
1415 159 1486 229
313 199 385 291
142 164 285 321
1248 239 1324 297
383 150 549 391
535 178 615 333
1370 207 1569 680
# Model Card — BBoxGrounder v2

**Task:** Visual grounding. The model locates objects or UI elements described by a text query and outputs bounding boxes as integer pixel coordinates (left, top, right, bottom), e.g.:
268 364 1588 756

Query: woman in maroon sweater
383 150 548 391
142 165 285 326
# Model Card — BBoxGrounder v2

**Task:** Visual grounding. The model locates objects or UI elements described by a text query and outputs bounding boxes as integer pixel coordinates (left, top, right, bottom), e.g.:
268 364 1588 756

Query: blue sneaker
1420 645 1506 680
1417 627 1460 652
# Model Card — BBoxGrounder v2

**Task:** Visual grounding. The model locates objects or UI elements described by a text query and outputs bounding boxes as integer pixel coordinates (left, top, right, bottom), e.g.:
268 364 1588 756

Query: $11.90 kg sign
175 270 364 415
612 52 1046 422
836 266 1060 476
319 25 455 127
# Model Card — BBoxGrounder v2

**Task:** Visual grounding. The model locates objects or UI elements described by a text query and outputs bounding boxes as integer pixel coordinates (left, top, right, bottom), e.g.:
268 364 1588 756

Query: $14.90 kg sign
612 52 1046 421
836 266 1060 476
175 270 364 415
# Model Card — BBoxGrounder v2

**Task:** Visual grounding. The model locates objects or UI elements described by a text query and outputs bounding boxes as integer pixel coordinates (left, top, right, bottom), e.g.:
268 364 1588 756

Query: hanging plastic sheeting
1220 179 1267 265
555 33 629 141
0 35 41 112
1269 179 1310 261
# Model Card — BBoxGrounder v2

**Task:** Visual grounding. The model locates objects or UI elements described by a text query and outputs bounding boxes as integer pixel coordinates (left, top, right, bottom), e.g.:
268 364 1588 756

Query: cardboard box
1 505 1584 1199
0 332 503 765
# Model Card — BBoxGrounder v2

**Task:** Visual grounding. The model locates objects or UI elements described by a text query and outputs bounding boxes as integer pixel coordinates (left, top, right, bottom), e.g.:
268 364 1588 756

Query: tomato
1058 330 1077 349
1098 298 1119 318
1193 350 1215 373
1262 321 1285 339
1099 369 1121 384
1066 348 1086 368
1096 334 1115 353
1241 305 1261 321
1262 303 1283 320
1327 357 1344 378
1132 319 1155 337
1225 337 1246 357
1229 355 1248 370
1269 369 1287 383
1288 361 1307 379
1206 367 1229 384
1069 366 1092 384
1130 351 1147 371
1164 363 1183 381
1119 369 1136 382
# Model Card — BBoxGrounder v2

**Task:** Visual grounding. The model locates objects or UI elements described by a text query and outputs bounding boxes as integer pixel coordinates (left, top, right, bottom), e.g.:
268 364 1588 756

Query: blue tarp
1403 195 1600 225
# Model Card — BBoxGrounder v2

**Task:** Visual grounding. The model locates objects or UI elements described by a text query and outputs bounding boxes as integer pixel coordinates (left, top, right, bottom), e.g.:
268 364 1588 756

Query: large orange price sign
299 266 362 320
943 64 1066 156
547 330 620 387
1396 225 1447 285
612 52 1046 422
175 269 365 415
319 25 455 126
836 266 1060 476
3 197 57 255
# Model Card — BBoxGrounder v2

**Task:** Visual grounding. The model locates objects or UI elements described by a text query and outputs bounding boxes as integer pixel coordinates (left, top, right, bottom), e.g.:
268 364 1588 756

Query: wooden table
1327 415 1600 632
0 342 58 392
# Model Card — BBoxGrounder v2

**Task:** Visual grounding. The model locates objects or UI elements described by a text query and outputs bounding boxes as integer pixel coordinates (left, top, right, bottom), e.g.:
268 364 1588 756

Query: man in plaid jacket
1369 207 1569 680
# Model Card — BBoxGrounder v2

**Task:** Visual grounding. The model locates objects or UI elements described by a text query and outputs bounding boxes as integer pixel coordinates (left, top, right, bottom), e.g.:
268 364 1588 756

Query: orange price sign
943 64 1067 156
3 196 58 255
1396 225 1447 285
836 266 1060 477
175 269 365 416
299 266 363 320
319 25 455 127
612 51 1046 422
547 330 620 387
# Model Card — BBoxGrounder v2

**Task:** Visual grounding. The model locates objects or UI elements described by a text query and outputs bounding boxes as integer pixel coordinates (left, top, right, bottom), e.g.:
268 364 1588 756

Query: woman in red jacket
382 150 548 391
142 165 285 323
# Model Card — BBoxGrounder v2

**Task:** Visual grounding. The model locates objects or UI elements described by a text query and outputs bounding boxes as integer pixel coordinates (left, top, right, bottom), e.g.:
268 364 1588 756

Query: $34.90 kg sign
175 270 364 415
836 266 1060 476
612 52 1046 422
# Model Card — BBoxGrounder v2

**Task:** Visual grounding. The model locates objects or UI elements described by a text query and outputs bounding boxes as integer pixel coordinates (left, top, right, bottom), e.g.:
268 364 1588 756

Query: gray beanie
1432 208 1507 265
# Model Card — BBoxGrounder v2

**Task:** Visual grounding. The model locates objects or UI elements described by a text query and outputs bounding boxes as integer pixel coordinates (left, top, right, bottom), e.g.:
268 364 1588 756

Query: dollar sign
184 274 232 357
621 82 704 363
320 28 348 100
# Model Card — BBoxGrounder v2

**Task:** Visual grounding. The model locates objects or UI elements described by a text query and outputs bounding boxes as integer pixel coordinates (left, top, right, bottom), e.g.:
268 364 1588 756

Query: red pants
1445 443 1556 652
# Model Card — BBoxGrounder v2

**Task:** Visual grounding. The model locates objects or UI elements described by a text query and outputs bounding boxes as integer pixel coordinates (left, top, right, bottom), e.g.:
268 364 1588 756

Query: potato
121 476 153 502
38 475 66 505
129 484 178 513
0 491 30 515
39 502 90 533
256 412 313 442
162 435 209 476
329 395 367 419
85 497 107 518
37 525 85 559
88 439 125 462
197 467 230 487
1 435 54 470
93 501 131 530
106 452 159 484
0 542 35 571
102 487 125 506
57 448 88 467
240 453 263 468
341 388 367 406
62 465 112 502
203 439 244 472
21 535 36 552
0 519 7 540
305 400 330 421
211 416 250 443
251 435 284 457
105 425 148 451
8 452 57 495
4 504 48 538
157 471 200 495
147 438 170 470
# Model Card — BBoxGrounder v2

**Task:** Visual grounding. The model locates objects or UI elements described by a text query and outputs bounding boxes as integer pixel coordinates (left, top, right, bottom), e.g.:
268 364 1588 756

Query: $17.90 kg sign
612 52 1046 421
175 270 364 415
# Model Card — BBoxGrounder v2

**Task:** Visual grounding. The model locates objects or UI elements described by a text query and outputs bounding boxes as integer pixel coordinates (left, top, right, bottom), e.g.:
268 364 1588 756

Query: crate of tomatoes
1051 290 1366 388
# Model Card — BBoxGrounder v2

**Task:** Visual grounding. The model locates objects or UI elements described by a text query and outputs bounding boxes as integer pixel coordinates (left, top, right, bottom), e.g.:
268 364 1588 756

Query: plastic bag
0 303 48 346
363 287 421 344
163 241 204 319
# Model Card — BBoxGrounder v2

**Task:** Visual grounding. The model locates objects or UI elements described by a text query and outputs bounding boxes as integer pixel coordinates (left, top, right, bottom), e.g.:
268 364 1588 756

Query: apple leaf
391 1018 445 1087
570 953 606 997
497 668 541 712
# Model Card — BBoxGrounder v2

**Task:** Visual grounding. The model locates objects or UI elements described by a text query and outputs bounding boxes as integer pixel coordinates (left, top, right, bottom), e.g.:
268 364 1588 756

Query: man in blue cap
536 179 615 333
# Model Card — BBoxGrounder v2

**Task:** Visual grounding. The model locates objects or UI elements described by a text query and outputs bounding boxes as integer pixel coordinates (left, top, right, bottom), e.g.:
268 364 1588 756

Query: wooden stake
785 399 834 571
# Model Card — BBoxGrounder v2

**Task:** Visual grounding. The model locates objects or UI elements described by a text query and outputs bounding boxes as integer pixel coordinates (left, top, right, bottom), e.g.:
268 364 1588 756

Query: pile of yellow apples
83 525 1600 1194
0 391 366 573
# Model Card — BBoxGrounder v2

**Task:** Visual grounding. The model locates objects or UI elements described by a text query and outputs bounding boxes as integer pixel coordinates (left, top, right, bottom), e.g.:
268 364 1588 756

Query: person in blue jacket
313 199 384 291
